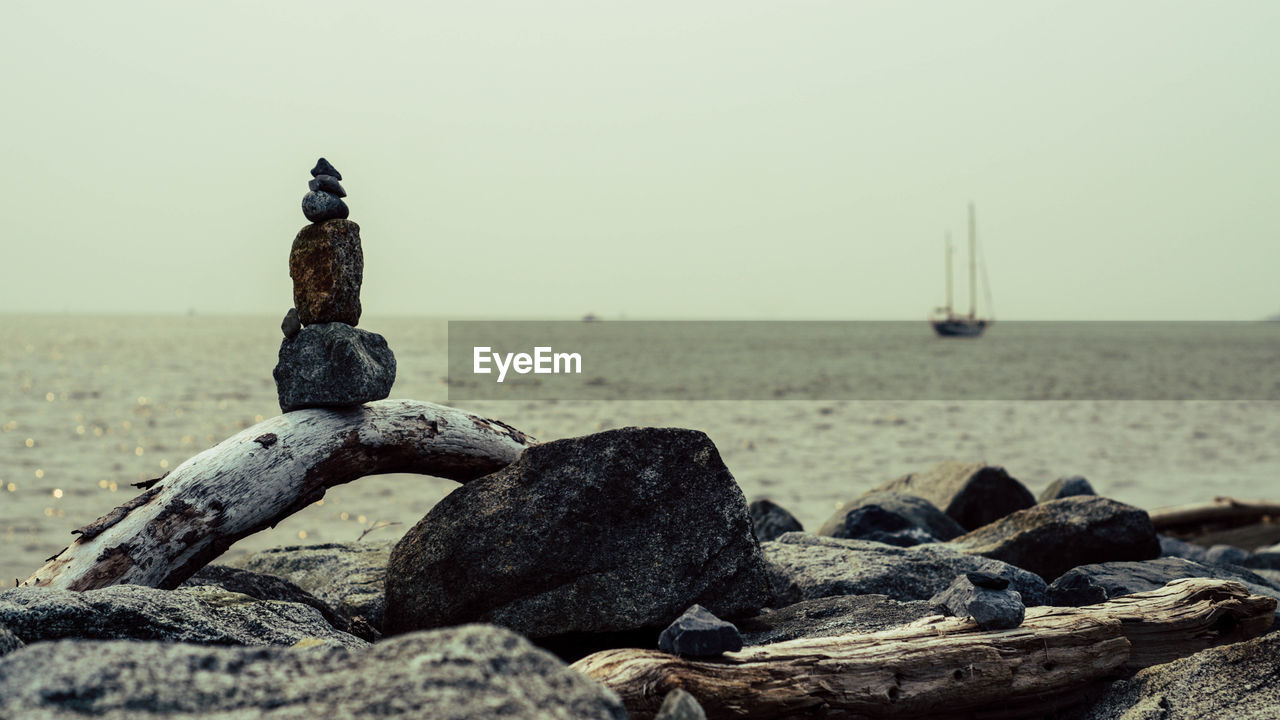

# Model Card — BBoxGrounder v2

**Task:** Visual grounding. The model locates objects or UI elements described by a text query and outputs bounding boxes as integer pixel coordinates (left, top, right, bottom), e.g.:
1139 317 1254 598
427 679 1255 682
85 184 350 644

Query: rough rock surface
950 496 1161 582
1076 632 1280 720
1204 544 1250 567
0 585 366 648
289 218 363 326
658 605 742 657
302 190 350 222
737 594 937 646
181 564 356 638
1038 475 1096 502
385 428 772 638
226 541 393 632
762 533 1047 606
929 573 1025 630
655 688 709 720
0 624 627 720
1159 534 1210 563
867 461 1035 530
1046 556 1280 625
820 504 937 546
273 322 396 412
821 491 966 541
281 306 302 338
749 498 803 542
0 625 21 656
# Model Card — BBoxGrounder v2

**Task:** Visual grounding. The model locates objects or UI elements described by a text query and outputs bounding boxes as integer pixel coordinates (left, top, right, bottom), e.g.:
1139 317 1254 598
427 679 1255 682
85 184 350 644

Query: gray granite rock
273 322 396 412
289 218 363 326
0 624 627 720
737 594 937 646
0 625 21 656
310 156 343 181
821 491 966 541
302 190 350 222
950 496 1161 582
749 498 803 542
1046 556 1280 627
308 173 347 197
867 461 1035 531
821 504 938 546
181 564 360 639
1076 631 1280 719
0 585 366 648
281 306 301 338
385 428 772 639
930 574 1025 630
763 532 1047 606
1038 475 1096 502
1245 549 1280 571
658 605 742 657
655 688 708 720
1204 544 1250 567
1159 534 1210 563
226 541 393 632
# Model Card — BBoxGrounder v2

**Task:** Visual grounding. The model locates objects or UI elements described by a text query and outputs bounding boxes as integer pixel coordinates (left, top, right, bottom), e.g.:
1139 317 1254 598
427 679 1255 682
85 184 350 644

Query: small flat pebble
308 174 346 197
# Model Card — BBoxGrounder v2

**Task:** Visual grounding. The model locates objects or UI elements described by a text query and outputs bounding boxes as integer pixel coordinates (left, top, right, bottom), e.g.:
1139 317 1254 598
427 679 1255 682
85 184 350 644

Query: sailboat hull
931 318 989 337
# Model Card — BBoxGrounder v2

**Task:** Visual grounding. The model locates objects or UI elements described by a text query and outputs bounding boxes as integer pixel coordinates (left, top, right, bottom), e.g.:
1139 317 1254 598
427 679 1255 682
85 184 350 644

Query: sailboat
929 203 992 337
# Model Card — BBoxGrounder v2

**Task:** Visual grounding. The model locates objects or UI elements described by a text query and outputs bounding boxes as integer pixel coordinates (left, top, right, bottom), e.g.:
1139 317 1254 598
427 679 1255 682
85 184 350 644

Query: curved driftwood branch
23 399 534 591
572 578 1276 720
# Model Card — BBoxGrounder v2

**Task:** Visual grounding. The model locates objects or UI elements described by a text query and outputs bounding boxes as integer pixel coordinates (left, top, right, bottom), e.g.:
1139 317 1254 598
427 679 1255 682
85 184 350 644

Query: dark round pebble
302 191 350 223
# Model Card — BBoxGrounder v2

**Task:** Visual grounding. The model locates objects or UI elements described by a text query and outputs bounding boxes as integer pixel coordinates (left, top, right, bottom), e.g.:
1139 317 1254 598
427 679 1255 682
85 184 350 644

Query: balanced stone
273 323 396 412
310 157 342 180
281 308 301 339
289 219 363 326
302 190 350 222
930 573 1025 630
308 174 346 197
658 605 743 657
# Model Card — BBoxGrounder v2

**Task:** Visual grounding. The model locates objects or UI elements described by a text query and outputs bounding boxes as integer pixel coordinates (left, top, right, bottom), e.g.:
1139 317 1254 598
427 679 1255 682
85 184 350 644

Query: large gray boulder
762 533 1047 606
820 491 965 542
226 541 393 632
0 624 627 720
1076 632 1280 719
1046 556 1280 627
949 496 1161 582
0 585 366 648
737 594 937 646
385 428 772 638
273 322 396 412
867 461 1035 530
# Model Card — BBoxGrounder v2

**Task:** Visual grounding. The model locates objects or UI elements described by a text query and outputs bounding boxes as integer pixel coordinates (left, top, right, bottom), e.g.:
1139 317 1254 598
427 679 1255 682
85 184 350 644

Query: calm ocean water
3 315 1279 583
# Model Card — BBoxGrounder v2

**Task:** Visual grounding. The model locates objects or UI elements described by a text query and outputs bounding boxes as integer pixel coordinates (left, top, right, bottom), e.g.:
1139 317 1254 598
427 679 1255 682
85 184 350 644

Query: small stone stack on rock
273 158 396 413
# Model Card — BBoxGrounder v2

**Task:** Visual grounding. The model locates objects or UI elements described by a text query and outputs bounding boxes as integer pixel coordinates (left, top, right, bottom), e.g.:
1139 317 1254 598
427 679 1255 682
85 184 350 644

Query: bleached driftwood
572 578 1276 720
1149 496 1280 548
23 399 534 591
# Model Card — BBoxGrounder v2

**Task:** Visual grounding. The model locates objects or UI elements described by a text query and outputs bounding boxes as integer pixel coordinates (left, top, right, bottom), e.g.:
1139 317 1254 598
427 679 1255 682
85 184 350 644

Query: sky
2 1 1277 320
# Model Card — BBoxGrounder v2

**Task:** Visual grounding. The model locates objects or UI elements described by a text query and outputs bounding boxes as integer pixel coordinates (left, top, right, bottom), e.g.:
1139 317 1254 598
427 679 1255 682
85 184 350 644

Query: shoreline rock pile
273 158 396 413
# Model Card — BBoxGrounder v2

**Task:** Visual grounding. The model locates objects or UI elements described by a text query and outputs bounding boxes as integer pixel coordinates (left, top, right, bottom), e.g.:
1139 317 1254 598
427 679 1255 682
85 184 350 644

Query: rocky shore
2 442 1277 718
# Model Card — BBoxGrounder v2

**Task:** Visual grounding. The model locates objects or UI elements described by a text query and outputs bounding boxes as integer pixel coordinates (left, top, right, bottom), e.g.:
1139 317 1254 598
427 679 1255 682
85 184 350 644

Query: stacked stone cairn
272 158 397 413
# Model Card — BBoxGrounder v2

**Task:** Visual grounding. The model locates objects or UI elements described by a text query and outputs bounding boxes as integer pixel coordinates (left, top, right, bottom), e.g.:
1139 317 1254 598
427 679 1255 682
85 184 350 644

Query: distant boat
581 313 602 322
930 203 993 338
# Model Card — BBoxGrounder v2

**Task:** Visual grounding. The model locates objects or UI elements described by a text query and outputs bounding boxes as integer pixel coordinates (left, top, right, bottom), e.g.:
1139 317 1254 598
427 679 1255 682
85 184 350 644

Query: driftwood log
573 578 1276 720
23 399 534 591
1149 496 1280 548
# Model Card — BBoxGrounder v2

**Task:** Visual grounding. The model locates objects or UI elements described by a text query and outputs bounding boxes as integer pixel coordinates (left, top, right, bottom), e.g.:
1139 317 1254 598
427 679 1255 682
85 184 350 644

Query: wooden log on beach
22 399 534 591
1149 497 1280 548
572 578 1276 720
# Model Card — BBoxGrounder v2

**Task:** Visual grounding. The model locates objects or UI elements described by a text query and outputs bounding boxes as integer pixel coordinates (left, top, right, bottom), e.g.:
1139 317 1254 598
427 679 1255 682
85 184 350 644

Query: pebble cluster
273 158 396 413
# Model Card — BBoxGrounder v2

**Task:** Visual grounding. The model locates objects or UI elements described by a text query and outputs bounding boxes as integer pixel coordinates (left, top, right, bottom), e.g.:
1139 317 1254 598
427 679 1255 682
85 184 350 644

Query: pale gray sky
2 1 1277 320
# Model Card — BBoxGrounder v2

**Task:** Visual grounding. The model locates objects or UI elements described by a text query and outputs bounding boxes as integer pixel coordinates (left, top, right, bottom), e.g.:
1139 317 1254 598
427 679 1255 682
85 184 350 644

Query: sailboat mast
968 202 977 320
944 232 953 314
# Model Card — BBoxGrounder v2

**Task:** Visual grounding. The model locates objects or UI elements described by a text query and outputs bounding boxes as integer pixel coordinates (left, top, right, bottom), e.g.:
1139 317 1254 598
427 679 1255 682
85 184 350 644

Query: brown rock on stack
290 219 363 327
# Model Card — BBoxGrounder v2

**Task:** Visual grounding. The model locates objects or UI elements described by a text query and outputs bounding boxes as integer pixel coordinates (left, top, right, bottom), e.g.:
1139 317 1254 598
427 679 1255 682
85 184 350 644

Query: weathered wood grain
572 578 1276 720
22 399 534 591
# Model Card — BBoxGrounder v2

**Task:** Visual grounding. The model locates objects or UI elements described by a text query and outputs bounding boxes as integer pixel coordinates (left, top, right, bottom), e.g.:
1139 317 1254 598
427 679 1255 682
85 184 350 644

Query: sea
2 315 1279 584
